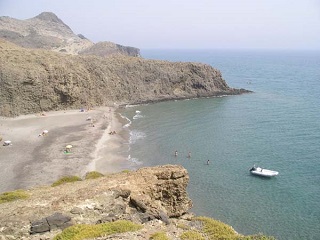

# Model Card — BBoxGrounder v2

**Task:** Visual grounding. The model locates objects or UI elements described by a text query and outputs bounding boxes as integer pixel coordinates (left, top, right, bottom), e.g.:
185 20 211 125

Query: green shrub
84 171 104 180
51 176 82 187
53 220 142 240
149 231 169 240
193 217 275 240
194 216 238 239
240 234 276 240
121 170 130 173
180 230 205 240
0 189 29 204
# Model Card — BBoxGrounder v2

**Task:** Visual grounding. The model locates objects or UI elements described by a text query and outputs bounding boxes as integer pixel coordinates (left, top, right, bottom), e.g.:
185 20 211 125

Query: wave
127 154 143 165
119 113 132 128
125 103 149 108
125 104 140 108
129 130 146 144
133 111 144 120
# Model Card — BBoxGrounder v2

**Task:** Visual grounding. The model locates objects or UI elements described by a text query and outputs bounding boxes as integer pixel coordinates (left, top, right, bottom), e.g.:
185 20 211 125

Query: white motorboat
249 166 279 177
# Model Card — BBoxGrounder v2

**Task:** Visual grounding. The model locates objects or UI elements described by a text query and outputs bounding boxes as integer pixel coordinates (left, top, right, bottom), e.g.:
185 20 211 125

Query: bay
119 49 320 240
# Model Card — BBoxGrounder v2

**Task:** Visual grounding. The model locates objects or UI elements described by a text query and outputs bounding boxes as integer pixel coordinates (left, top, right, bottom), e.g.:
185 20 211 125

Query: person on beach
175 150 178 157
207 159 210 165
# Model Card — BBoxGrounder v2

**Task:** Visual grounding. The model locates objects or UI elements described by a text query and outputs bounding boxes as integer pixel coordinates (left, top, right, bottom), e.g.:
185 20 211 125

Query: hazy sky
0 0 319 50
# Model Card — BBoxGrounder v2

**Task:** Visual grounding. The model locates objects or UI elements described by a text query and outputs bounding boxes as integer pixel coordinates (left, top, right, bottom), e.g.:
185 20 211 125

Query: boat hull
250 167 279 177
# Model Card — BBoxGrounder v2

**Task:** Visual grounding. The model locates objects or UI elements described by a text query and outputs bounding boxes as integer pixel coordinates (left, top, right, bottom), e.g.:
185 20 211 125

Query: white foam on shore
127 154 143 165
129 130 146 144
133 111 143 120
119 113 132 128
125 103 149 108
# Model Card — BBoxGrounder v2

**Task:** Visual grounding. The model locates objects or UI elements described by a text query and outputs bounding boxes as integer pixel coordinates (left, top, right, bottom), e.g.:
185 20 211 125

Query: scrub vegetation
84 171 104 179
0 190 29 204
51 176 82 187
53 220 142 240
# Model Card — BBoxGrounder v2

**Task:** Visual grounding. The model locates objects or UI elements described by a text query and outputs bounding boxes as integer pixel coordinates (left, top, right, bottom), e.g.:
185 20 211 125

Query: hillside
0 12 139 57
0 39 248 117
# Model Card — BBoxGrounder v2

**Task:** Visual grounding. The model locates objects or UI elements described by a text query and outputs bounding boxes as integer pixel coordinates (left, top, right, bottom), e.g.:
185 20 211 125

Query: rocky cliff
0 39 248 117
0 165 273 240
0 12 139 57
0 165 191 239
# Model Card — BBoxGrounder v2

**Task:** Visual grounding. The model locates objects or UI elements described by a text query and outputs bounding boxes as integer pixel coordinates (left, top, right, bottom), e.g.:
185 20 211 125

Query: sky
0 0 320 50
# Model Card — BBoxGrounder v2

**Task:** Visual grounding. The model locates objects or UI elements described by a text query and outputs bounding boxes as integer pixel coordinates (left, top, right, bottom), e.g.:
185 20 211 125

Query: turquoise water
119 50 320 240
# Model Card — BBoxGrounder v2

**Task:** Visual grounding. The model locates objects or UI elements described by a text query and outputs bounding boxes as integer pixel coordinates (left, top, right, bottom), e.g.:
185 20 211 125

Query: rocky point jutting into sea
0 12 273 240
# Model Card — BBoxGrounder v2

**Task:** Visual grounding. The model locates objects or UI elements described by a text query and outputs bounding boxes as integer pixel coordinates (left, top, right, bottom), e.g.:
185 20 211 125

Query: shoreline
0 106 132 193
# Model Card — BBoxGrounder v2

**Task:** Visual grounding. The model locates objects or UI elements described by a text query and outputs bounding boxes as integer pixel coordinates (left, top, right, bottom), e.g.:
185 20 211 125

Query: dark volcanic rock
30 212 71 234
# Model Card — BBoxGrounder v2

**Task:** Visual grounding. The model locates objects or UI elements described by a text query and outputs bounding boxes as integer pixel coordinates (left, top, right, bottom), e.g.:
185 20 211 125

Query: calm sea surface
119 49 320 240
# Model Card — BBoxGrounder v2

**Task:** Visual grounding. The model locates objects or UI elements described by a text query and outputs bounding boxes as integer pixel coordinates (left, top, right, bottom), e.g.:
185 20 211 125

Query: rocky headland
0 39 248 117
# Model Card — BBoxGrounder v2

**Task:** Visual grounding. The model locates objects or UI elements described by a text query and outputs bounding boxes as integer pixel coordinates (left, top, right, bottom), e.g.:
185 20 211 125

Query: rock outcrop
79 41 140 57
0 165 192 239
0 39 249 117
0 12 140 57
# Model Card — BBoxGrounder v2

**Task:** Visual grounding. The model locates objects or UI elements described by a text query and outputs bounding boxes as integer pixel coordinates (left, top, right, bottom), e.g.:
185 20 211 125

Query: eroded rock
0 165 192 238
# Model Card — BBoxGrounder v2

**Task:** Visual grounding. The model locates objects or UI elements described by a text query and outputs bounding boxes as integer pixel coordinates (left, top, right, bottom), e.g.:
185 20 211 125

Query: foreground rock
0 165 192 239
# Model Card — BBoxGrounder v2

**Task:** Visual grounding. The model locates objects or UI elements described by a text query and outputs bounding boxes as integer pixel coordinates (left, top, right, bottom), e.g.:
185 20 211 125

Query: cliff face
0 165 192 239
0 12 140 57
0 39 248 117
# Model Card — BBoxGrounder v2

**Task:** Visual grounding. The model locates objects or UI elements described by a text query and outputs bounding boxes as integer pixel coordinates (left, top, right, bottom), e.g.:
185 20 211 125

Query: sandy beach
0 107 132 193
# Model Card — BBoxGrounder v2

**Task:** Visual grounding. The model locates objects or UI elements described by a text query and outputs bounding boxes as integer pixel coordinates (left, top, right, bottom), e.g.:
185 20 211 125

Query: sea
118 49 320 240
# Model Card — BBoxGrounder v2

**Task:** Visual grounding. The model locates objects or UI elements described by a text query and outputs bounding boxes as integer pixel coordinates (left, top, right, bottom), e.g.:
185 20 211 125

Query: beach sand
0 107 132 193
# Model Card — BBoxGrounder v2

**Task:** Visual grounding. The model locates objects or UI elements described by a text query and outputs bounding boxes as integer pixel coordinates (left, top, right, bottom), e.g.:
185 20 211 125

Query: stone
130 197 148 213
30 212 72 234
30 218 50 234
158 210 170 225
113 189 131 199
70 207 83 215
46 212 71 230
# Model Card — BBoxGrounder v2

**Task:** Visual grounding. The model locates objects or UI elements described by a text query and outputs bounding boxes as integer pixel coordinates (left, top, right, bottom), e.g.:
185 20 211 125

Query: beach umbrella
66 145 72 149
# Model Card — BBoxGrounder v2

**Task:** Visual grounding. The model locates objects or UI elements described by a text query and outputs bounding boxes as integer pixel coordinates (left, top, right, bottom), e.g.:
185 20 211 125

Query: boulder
30 212 71 234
